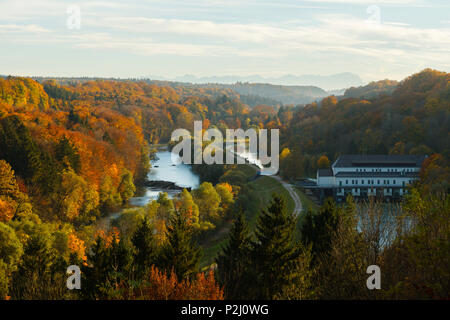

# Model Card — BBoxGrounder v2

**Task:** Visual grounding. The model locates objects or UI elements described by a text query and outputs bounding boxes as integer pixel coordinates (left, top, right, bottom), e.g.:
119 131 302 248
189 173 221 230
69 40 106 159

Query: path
271 175 303 217
217 146 303 216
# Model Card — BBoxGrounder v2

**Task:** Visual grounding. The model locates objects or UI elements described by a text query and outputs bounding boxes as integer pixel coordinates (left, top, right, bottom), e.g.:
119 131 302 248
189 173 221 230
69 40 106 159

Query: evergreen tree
131 217 157 278
55 136 81 174
11 233 66 299
249 194 311 299
81 234 133 299
159 211 202 280
215 211 251 299
300 197 340 259
0 115 58 194
81 236 109 299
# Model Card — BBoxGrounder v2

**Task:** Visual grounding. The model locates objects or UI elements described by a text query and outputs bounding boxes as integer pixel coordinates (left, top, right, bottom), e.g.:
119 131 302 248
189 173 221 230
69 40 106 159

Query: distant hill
205 82 328 105
153 72 363 91
144 80 328 106
344 79 398 99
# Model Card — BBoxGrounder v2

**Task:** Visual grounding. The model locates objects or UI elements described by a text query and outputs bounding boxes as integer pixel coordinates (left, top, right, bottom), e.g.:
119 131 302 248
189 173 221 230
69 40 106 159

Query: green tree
249 195 313 299
11 232 66 299
314 195 373 299
0 160 32 221
55 136 81 174
159 211 202 280
118 169 136 204
300 198 340 259
82 234 133 299
99 175 121 211
174 189 200 228
216 211 251 299
215 183 234 217
193 182 221 221
0 222 23 270
131 217 157 278
0 260 8 299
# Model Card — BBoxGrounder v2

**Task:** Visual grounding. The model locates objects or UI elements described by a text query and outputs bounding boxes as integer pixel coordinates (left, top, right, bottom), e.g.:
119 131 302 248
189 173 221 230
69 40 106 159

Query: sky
0 0 449 83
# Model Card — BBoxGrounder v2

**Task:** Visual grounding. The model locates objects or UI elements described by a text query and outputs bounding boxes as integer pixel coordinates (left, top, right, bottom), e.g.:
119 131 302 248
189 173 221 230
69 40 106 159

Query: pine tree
55 136 81 174
131 217 157 278
159 211 202 280
215 211 251 299
249 194 310 299
82 234 133 299
11 233 66 299
300 197 340 259
81 236 110 299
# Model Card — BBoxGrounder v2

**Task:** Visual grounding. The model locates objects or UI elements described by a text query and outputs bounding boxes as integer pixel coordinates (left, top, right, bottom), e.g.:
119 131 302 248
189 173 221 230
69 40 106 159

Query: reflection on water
129 150 200 207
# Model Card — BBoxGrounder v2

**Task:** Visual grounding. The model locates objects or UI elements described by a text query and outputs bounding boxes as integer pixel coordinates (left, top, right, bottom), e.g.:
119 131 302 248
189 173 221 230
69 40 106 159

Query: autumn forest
0 69 448 300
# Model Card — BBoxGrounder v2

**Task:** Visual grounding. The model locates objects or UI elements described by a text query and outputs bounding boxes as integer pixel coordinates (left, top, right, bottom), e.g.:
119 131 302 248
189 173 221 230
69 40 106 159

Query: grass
295 188 319 213
293 187 320 240
199 165 296 268
246 176 295 228
199 222 231 269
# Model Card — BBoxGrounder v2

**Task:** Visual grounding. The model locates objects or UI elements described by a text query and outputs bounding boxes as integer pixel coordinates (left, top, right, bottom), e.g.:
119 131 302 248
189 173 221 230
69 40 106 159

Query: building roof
318 168 334 177
333 155 426 168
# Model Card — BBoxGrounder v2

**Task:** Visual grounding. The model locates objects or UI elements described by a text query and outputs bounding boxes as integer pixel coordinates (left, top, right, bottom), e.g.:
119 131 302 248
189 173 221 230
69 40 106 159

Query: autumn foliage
124 266 224 300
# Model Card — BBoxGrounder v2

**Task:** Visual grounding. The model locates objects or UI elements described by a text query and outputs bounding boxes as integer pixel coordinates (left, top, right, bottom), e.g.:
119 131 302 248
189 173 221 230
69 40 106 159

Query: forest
0 69 448 300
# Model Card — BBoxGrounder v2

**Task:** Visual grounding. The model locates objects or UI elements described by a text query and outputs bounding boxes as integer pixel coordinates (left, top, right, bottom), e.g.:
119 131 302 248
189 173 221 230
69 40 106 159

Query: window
362 180 364 184
339 181 342 186
346 180 348 185
393 180 396 184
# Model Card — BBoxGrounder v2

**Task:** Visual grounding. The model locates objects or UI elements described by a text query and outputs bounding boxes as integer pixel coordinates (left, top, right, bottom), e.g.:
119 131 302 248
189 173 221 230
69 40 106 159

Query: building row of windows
338 188 405 193
354 168 417 173
339 179 413 186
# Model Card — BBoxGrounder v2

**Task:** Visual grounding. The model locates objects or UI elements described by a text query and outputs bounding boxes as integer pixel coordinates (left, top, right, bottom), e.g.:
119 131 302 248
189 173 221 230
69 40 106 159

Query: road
222 146 303 217
271 175 303 217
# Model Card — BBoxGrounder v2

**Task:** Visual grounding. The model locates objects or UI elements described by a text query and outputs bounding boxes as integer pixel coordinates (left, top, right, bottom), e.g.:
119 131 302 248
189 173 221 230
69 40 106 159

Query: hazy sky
1 0 449 82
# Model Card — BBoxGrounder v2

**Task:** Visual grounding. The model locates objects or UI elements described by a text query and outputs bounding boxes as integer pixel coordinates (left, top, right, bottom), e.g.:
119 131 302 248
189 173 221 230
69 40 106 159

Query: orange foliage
94 227 120 248
0 198 14 222
125 266 224 300
68 231 87 263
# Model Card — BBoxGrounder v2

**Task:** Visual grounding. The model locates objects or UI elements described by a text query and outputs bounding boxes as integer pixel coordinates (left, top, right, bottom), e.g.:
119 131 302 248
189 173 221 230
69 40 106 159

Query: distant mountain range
148 72 363 91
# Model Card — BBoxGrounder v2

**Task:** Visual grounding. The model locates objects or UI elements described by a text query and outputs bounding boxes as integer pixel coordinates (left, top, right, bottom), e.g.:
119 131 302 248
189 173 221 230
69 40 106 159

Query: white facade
316 155 426 200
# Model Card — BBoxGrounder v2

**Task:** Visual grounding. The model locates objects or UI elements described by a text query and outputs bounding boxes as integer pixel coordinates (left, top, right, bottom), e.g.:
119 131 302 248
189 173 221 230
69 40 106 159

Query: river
129 148 200 207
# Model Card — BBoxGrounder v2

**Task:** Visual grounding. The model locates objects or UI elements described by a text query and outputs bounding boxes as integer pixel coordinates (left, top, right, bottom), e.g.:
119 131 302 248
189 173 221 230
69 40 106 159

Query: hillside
278 69 450 182
344 79 399 99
